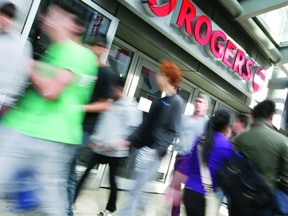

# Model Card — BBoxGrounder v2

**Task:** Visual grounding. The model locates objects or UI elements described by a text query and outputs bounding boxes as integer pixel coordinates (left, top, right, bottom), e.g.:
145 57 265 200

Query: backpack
217 154 274 208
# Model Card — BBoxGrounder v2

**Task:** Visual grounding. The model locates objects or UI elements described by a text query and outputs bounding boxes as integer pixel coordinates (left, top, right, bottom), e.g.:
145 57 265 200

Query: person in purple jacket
169 109 235 216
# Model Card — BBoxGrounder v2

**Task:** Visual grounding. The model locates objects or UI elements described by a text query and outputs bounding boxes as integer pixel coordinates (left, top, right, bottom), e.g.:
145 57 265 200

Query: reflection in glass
207 97 216 117
28 0 111 59
177 87 190 113
134 66 161 103
108 42 133 81
220 104 236 123
82 11 111 43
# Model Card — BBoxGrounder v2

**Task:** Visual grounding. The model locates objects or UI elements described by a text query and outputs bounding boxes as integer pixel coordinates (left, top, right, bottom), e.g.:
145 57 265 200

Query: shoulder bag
217 153 273 208
197 144 220 216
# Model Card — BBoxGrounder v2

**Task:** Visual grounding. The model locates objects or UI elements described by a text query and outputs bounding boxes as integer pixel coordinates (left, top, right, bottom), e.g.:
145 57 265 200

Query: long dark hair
200 109 231 164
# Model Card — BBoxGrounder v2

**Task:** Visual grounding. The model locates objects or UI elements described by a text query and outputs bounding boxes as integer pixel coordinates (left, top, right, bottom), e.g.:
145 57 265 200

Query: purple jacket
177 132 234 195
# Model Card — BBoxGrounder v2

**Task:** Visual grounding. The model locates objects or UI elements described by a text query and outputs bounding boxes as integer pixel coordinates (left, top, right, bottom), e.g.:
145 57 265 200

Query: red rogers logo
142 0 176 17
141 0 266 93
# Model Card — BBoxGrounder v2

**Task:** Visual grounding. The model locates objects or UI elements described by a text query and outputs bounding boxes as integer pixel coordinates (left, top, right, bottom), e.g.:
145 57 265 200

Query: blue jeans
118 147 161 216
68 131 91 216
0 125 77 215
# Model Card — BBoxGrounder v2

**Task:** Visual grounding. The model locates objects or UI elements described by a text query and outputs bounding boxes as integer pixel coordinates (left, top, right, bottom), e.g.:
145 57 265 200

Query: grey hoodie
90 97 142 157
173 114 209 156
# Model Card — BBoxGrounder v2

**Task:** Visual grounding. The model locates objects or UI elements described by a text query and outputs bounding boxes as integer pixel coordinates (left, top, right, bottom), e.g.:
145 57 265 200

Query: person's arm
127 100 157 145
166 157 189 205
30 62 74 101
170 170 189 190
115 102 143 149
83 68 115 112
172 115 186 153
82 99 112 112
123 102 143 139
3 38 32 107
0 105 10 117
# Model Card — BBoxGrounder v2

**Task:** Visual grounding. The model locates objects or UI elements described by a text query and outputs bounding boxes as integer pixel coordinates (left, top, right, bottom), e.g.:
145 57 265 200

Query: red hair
160 60 183 87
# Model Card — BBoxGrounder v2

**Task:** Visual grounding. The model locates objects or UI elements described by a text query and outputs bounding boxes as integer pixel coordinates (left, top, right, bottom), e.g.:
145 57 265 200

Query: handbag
197 144 220 216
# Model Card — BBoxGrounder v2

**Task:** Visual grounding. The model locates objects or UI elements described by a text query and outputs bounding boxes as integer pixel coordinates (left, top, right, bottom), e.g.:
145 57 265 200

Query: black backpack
217 154 274 209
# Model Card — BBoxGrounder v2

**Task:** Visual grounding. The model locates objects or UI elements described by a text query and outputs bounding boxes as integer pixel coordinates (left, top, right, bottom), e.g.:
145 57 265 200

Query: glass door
127 56 195 113
127 56 161 113
178 79 196 115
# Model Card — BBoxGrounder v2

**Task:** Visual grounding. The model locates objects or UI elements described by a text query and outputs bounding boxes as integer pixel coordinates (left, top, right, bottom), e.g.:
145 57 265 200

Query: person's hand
88 142 98 148
165 186 183 205
154 151 160 158
121 140 131 148
28 60 37 76
0 105 10 117
170 171 188 190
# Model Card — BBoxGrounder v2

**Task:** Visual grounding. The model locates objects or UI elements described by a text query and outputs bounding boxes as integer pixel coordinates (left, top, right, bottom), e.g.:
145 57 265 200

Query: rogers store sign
141 0 266 93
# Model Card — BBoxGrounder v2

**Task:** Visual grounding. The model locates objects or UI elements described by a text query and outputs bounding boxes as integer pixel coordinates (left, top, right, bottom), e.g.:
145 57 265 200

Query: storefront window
135 66 161 102
28 0 112 59
108 42 134 81
220 104 236 122
207 97 216 117
177 87 190 112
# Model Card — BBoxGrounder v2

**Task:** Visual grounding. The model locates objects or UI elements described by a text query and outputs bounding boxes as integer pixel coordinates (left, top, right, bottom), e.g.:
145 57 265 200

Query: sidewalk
0 188 228 215
74 188 229 216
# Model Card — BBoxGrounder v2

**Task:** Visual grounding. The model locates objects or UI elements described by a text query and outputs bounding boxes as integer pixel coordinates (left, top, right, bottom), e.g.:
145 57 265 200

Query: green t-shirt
1 40 98 144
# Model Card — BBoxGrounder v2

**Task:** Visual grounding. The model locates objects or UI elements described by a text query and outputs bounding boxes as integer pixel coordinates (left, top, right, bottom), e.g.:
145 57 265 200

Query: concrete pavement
74 188 229 216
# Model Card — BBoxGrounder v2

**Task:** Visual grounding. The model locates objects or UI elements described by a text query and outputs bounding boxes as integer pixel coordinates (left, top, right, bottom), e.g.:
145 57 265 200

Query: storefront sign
141 0 266 93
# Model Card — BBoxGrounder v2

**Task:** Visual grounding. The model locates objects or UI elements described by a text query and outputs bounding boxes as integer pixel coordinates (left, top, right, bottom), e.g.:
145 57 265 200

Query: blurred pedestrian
231 113 249 139
169 109 235 216
233 100 288 216
0 2 32 116
171 93 210 216
0 1 97 215
75 77 142 216
118 60 184 216
68 34 117 216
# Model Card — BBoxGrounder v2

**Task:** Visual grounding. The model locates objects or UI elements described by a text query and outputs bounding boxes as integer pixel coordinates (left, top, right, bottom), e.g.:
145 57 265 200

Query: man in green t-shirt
0 2 97 215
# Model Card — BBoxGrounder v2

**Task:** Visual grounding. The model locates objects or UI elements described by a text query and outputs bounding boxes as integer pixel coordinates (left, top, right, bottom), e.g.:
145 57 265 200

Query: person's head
86 34 108 58
40 1 84 41
210 109 231 134
201 109 231 164
111 77 125 100
194 93 210 116
156 60 183 91
0 2 16 32
233 114 249 136
252 100 275 122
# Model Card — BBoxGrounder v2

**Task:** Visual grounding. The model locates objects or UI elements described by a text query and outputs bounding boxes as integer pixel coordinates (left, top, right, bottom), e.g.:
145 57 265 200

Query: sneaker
98 209 115 216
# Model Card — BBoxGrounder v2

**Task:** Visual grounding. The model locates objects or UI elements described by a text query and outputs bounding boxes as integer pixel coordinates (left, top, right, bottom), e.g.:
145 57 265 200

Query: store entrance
100 56 195 193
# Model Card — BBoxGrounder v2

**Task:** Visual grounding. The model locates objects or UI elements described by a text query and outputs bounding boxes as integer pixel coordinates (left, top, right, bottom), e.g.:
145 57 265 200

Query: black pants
75 153 123 212
183 188 205 216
